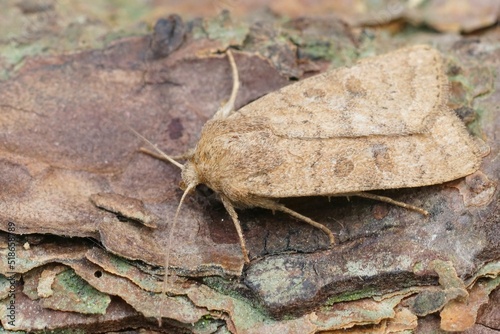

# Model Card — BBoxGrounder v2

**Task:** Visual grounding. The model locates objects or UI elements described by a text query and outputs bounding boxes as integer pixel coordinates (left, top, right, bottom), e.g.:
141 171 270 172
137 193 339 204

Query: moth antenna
127 125 183 169
160 182 197 321
213 49 240 120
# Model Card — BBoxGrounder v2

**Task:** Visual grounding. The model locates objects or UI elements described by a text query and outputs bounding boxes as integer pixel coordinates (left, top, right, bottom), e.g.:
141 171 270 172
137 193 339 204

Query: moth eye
179 180 186 190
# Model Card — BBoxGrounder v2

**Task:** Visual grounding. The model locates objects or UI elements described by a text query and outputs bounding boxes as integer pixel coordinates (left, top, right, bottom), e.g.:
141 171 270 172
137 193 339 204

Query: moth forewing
233 45 449 138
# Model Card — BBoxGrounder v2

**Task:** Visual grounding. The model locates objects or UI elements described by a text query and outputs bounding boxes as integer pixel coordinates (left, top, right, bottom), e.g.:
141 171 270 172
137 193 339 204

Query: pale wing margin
233 45 448 138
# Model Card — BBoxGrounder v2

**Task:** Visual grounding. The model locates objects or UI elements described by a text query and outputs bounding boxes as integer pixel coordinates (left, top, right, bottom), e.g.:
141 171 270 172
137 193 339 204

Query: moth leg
260 201 336 246
350 192 429 216
213 49 240 120
220 195 250 263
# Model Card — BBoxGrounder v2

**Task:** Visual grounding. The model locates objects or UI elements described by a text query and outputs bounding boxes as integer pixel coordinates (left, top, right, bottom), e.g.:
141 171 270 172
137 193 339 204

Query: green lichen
413 261 425 273
192 314 223 333
286 25 359 68
0 329 25 334
51 269 110 315
202 276 271 331
324 286 380 307
0 0 152 79
33 330 86 334
108 252 136 273
202 276 244 300
0 274 14 300
195 10 249 47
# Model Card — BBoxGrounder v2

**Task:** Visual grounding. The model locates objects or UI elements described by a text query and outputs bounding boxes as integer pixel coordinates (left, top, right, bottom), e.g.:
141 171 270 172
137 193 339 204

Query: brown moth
137 45 481 299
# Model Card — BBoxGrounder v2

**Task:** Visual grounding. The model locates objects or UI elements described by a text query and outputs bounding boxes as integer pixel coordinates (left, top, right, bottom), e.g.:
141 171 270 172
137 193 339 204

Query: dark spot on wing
345 76 367 97
334 157 354 177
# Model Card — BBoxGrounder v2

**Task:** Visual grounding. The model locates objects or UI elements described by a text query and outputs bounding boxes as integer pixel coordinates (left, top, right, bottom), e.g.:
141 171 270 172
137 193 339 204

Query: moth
136 45 481 293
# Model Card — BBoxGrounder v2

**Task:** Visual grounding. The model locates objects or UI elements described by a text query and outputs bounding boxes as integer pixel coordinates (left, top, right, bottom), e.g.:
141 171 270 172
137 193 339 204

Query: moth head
180 161 200 192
